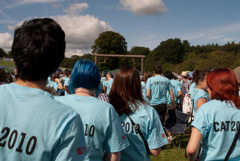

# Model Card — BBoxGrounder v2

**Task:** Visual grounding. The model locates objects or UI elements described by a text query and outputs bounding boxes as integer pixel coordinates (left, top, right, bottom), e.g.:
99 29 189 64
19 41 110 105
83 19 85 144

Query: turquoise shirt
55 95 130 161
188 82 196 95
119 102 168 161
64 77 71 95
104 79 114 95
166 80 182 104
141 81 146 97
191 88 210 116
146 75 172 105
0 83 87 161
192 100 240 161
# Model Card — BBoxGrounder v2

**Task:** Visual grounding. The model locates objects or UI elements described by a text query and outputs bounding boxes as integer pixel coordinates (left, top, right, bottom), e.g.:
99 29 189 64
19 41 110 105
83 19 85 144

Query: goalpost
94 54 145 75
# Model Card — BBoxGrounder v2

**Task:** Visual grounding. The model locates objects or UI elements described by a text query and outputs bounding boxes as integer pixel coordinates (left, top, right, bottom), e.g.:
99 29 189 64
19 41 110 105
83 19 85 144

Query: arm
186 127 202 161
150 147 161 157
169 89 176 110
196 98 207 110
178 91 182 98
146 89 151 99
104 152 120 161
64 86 71 94
55 78 63 90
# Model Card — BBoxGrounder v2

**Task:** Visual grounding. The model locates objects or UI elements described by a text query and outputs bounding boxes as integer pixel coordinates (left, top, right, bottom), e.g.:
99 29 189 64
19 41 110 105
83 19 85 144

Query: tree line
1 31 240 74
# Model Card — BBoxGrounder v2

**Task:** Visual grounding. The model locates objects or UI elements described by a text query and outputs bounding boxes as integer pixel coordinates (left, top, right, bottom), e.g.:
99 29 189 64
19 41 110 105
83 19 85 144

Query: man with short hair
0 18 87 160
146 65 175 124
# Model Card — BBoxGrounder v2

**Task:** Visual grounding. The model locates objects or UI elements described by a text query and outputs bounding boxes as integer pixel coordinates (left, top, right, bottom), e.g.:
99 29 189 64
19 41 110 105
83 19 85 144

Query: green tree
92 31 127 71
0 48 8 57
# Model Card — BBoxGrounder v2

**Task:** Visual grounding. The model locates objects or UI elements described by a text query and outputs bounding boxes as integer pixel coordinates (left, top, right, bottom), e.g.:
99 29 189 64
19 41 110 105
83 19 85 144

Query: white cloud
119 0 168 15
65 48 85 58
64 3 88 15
182 22 240 45
53 14 113 57
0 33 13 52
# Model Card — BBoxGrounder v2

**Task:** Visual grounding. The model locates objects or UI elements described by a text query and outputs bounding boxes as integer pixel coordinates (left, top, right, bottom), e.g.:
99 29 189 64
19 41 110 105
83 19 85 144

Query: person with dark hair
191 70 210 116
109 65 168 161
140 72 152 98
0 68 7 85
103 73 113 95
140 72 152 103
62 69 71 95
55 60 129 161
187 68 240 161
164 71 182 112
0 18 87 160
146 65 175 125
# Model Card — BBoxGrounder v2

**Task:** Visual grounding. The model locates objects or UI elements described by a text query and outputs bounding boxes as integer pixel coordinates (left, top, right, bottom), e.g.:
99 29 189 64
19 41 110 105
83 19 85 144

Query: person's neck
75 88 93 97
14 78 47 90
196 85 206 91
154 74 161 76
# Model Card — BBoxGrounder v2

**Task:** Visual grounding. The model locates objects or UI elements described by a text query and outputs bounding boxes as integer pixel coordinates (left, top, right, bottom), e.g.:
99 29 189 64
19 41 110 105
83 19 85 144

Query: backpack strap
127 115 151 155
224 129 240 161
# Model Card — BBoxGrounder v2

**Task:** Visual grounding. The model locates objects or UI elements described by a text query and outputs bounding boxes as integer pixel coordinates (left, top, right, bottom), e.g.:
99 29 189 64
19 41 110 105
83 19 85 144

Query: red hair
207 68 240 108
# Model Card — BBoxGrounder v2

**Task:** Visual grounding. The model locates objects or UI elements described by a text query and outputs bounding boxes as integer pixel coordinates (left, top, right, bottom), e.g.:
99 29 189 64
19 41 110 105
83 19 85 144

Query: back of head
109 65 144 115
193 69 209 85
12 18 65 81
207 68 240 108
164 71 173 80
70 60 100 94
153 65 162 74
0 68 7 82
141 71 152 83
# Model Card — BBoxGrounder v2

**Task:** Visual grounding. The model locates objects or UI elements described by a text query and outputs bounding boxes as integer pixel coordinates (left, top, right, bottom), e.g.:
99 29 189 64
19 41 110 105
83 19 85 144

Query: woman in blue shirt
55 60 129 161
187 68 240 161
191 70 210 116
109 65 168 161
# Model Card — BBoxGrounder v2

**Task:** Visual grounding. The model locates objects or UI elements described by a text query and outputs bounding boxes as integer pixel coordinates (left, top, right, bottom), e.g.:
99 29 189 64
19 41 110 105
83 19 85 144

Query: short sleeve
168 80 172 90
147 108 168 149
104 108 130 153
52 115 87 161
191 107 209 139
64 78 70 87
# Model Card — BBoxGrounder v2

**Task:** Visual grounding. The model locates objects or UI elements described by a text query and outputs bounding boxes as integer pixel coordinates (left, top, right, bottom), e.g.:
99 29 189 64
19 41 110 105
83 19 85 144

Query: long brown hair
109 65 145 115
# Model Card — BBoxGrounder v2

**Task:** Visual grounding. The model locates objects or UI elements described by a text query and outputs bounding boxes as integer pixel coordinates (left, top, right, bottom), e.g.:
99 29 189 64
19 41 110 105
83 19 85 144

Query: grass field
150 128 190 161
0 60 15 68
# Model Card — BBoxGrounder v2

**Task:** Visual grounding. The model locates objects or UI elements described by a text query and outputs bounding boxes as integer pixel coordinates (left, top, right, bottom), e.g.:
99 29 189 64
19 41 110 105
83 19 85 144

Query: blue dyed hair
70 60 100 94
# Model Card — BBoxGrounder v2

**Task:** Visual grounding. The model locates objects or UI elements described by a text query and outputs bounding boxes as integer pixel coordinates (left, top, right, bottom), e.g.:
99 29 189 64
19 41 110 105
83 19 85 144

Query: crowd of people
1 17 240 161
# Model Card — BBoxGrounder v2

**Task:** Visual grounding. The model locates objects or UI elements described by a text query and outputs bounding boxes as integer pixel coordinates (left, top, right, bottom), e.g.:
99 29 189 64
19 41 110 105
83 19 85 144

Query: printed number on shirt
0 127 37 155
84 124 95 137
121 122 139 134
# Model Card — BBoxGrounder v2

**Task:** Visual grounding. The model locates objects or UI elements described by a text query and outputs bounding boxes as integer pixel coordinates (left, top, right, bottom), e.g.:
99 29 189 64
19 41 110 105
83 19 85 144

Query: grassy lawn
150 128 191 161
0 60 15 68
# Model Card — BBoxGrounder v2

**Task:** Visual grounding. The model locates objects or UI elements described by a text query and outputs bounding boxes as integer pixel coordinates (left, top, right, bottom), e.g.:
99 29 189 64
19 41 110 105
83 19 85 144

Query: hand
172 102 176 110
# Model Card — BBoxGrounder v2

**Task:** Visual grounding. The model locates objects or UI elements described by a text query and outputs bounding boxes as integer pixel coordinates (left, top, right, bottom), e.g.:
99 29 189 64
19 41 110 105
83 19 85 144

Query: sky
0 0 240 58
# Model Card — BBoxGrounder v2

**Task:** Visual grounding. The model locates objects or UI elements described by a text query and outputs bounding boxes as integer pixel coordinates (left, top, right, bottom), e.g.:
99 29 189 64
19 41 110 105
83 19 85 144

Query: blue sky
0 0 240 57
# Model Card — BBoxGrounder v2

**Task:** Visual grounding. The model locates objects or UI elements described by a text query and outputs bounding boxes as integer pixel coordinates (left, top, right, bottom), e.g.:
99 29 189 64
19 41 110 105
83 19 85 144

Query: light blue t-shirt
104 78 113 95
188 82 196 95
0 83 87 161
141 81 146 97
47 80 59 94
191 88 210 116
55 95 130 161
64 77 71 95
192 100 240 161
170 79 181 104
146 75 172 105
119 102 168 161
